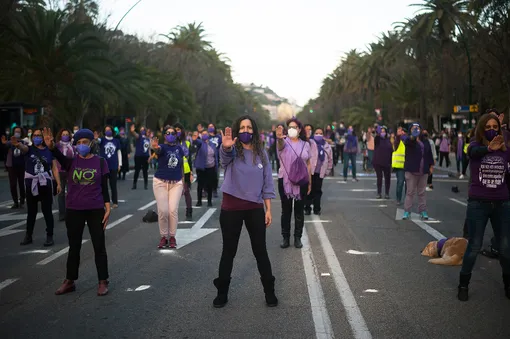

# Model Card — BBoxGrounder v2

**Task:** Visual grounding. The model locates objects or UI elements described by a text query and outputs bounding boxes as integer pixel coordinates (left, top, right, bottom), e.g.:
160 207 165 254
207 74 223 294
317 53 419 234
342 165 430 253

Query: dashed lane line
449 198 467 207
36 240 88 265
0 278 19 291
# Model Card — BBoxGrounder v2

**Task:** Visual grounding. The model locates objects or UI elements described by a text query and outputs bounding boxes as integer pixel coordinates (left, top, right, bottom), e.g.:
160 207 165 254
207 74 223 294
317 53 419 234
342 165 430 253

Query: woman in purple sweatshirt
457 114 510 301
373 125 393 199
56 128 75 221
213 115 277 308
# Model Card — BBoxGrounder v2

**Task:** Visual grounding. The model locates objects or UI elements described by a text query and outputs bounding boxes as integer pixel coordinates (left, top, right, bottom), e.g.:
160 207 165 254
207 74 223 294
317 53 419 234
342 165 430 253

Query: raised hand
151 137 159 149
10 136 19 147
221 127 237 149
130 124 135 133
276 125 284 139
42 127 54 149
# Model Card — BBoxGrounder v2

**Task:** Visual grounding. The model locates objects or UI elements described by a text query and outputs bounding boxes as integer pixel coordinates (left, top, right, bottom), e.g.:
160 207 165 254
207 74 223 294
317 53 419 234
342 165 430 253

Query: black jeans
462 154 469 176
8 165 25 204
108 169 118 204
305 174 324 213
374 165 391 195
197 167 217 203
336 144 344 164
439 151 450 167
26 184 54 236
65 208 108 281
133 156 149 187
278 178 307 238
218 208 273 280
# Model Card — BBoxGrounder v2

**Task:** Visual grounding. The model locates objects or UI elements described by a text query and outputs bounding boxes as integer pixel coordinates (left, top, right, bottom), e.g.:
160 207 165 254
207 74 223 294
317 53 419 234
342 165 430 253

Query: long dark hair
286 117 307 142
174 122 186 143
232 115 267 165
475 113 507 151
56 128 72 142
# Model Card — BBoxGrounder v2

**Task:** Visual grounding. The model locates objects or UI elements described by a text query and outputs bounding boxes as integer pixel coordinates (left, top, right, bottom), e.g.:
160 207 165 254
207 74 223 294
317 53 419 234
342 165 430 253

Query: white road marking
178 221 195 224
304 220 332 223
346 250 380 255
449 198 467 206
320 273 331 277
36 240 88 265
191 208 216 231
301 227 334 339
135 285 151 291
0 278 19 291
138 200 157 211
364 289 379 293
331 197 387 202
105 214 133 230
348 189 377 192
118 200 126 203
0 210 58 231
19 249 51 254
411 219 445 241
311 215 372 339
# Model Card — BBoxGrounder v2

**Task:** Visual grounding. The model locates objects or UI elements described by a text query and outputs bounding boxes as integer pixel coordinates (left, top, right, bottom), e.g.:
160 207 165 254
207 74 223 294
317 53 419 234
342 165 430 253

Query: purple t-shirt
468 141 510 200
66 156 109 210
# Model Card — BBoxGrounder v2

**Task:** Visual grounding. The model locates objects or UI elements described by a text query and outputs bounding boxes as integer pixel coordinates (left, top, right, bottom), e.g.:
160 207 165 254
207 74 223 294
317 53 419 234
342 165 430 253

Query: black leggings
305 174 324 213
374 165 391 195
218 208 273 280
25 184 54 236
8 165 25 204
133 156 149 187
197 167 217 203
278 178 307 238
65 208 108 281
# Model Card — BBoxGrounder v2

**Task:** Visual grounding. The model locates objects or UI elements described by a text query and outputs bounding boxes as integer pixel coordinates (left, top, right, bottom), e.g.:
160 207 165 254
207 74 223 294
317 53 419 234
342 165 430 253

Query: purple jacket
404 137 434 174
193 139 219 171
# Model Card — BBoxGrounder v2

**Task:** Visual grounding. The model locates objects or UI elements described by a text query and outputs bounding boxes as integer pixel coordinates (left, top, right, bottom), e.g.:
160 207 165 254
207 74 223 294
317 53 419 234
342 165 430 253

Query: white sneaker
426 187 433 191
459 175 465 179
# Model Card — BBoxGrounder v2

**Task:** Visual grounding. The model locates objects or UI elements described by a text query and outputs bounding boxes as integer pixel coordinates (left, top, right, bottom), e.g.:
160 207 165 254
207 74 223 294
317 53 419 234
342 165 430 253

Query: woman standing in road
213 115 277 308
15 128 61 247
130 124 150 190
151 126 188 249
342 126 359 182
118 129 131 180
56 128 75 221
46 128 111 296
373 125 392 199
277 118 311 249
174 123 193 220
193 130 219 207
1 126 27 209
99 125 122 209
457 115 510 301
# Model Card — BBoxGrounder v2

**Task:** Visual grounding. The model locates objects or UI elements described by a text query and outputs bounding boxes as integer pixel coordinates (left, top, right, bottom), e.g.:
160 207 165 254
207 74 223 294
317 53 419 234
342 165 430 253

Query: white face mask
288 128 299 138
458 134 462 138
443 134 447 138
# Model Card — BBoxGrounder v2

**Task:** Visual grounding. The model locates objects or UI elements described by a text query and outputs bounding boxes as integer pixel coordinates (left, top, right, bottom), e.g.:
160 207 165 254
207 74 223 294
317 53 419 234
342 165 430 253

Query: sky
97 0 419 107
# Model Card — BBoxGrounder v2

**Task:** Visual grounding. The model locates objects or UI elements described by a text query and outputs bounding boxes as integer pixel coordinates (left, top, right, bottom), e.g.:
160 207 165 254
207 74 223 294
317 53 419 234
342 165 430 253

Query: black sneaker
20 235 33 246
43 236 54 247
11 203 19 209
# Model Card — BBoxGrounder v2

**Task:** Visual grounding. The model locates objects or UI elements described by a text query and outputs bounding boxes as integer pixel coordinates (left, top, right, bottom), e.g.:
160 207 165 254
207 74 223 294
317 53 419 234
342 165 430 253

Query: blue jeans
343 153 357 179
367 150 374 170
461 199 510 275
395 169 406 202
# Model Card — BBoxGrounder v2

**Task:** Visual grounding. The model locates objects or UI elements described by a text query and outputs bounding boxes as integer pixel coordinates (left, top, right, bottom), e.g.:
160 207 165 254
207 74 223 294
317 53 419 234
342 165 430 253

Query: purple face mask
201 134 209 141
485 129 498 141
105 130 113 137
238 132 253 144
165 134 177 143
61 135 70 142
208 127 215 133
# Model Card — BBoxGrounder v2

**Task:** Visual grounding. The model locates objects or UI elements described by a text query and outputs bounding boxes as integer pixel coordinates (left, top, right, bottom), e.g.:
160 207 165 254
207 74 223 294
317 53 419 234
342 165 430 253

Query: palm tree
64 0 99 23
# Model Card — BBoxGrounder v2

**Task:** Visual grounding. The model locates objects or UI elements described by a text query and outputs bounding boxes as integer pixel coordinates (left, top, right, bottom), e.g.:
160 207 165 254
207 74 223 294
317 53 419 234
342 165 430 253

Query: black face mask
422 134 429 138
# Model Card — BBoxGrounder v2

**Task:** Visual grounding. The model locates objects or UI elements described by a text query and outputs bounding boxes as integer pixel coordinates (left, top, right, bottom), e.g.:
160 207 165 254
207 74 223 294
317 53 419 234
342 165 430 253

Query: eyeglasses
166 131 176 135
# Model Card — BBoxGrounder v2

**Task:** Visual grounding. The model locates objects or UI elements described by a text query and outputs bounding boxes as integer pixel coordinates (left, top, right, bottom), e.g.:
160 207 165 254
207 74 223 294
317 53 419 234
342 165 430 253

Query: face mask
33 136 43 146
314 135 324 142
458 134 462 138
380 132 386 138
485 129 498 141
14 132 21 138
77 144 91 156
120 133 125 138
347 128 353 135
28 133 32 137
201 134 209 141
140 130 146 136
165 134 177 143
61 135 70 142
238 132 253 144
340 124 344 128
105 130 113 137
287 128 299 138
73 129 79 134
176 131 182 138
208 127 215 133
442 134 447 138
411 129 421 137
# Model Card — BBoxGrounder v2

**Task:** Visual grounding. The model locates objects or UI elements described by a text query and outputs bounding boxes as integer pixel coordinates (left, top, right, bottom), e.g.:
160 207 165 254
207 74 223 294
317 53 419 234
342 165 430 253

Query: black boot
131 183 137 190
186 208 192 221
503 275 510 300
304 207 311 216
20 234 33 246
44 235 54 247
294 236 303 249
458 273 471 301
213 277 231 308
260 276 278 307
280 237 290 249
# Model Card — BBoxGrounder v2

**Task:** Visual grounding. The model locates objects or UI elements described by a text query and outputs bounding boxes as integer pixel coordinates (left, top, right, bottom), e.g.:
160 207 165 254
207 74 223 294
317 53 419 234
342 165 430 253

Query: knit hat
73 129 94 144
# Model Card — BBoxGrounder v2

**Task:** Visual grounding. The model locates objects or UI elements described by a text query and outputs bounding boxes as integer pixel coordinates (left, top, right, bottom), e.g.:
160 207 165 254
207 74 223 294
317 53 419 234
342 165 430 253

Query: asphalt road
0 163 508 339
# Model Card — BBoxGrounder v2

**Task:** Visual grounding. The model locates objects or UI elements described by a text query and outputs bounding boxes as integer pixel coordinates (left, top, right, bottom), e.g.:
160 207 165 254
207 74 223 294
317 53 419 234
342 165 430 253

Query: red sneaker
158 237 167 249
168 236 177 249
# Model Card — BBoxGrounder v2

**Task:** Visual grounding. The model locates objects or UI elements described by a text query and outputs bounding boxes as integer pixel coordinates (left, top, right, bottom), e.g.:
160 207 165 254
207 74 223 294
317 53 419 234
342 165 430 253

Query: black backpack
142 210 158 223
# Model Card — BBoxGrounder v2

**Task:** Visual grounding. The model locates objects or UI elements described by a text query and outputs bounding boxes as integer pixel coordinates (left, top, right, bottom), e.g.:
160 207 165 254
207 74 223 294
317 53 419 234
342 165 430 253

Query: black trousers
8 165 25 204
278 178 307 238
305 174 324 213
197 167 217 203
374 165 391 195
336 144 344 164
65 209 108 281
26 184 54 236
108 169 118 204
218 208 273 280
439 151 450 167
133 156 149 187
